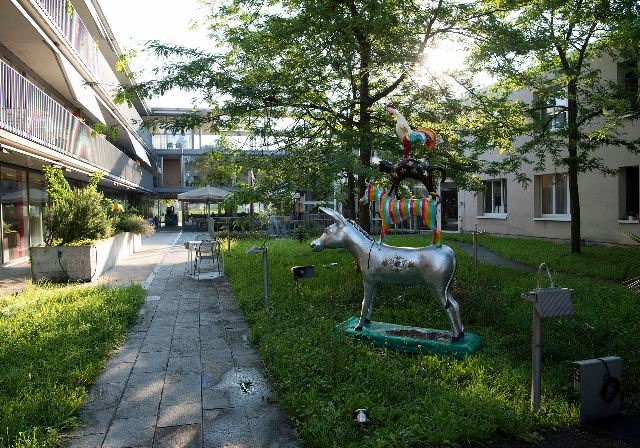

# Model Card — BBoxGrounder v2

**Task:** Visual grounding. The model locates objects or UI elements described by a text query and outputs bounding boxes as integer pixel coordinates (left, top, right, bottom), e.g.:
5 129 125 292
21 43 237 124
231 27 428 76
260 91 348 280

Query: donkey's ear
319 207 347 225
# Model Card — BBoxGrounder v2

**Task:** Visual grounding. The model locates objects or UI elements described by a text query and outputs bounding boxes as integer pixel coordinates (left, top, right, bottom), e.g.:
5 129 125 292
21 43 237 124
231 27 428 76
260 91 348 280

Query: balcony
33 0 120 92
0 60 143 186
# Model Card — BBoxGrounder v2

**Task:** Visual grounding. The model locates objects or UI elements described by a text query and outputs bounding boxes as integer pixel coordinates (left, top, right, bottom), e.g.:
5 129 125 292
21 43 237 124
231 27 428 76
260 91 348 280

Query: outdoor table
184 239 225 276
184 240 202 275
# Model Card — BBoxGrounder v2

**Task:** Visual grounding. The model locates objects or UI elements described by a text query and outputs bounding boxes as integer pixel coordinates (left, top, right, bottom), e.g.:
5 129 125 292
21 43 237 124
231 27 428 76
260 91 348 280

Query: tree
461 0 640 253
117 0 478 230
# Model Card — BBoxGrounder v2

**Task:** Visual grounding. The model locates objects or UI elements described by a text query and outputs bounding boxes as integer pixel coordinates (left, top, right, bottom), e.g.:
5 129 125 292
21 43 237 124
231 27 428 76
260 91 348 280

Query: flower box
30 232 141 282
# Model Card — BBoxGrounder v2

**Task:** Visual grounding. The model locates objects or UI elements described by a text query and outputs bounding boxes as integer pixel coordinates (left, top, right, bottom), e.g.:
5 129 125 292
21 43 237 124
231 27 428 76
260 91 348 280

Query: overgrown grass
445 233 640 282
0 283 145 448
225 235 639 447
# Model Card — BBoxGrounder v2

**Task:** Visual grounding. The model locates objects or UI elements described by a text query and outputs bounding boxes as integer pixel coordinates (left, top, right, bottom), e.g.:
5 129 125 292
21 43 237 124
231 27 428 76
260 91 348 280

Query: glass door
1 166 29 263
440 186 459 232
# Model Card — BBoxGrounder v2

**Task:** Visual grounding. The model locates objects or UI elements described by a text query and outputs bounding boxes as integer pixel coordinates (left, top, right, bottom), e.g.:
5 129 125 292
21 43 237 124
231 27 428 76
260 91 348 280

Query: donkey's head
311 208 349 251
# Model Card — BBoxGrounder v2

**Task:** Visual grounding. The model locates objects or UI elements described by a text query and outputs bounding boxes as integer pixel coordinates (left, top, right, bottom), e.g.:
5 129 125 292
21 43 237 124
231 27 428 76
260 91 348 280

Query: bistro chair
194 239 220 278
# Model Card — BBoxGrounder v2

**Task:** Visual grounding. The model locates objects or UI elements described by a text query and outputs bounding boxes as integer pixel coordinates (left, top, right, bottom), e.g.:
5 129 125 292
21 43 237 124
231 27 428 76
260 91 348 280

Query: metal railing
0 61 142 185
33 0 120 91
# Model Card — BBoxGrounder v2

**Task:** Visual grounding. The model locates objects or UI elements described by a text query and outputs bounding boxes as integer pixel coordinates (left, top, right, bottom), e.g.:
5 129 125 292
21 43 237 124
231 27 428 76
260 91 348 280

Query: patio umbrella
177 185 231 214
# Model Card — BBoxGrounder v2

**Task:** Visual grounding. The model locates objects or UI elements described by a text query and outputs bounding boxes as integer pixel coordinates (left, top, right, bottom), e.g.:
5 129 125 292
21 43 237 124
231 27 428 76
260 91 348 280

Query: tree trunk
357 40 372 232
567 80 581 254
346 171 356 219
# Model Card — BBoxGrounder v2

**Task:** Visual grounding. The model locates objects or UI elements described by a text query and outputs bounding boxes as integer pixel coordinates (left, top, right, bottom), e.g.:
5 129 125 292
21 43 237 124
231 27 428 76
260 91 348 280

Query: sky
102 0 211 108
101 1 478 108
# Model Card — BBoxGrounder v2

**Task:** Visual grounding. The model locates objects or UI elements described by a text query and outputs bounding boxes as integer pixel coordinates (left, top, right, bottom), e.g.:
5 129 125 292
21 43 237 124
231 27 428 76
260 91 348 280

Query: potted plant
30 166 153 282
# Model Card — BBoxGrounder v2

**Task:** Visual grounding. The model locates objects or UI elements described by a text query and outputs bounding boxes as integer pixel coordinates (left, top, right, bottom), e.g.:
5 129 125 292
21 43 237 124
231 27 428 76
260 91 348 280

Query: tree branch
370 0 445 104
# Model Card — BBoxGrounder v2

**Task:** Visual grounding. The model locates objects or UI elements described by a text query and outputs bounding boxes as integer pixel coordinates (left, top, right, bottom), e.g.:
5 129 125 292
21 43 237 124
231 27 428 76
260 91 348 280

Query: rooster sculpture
386 104 436 159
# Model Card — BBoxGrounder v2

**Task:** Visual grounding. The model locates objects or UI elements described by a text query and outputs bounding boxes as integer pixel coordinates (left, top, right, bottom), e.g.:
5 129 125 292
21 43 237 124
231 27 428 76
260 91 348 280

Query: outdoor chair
194 240 220 278
207 216 217 239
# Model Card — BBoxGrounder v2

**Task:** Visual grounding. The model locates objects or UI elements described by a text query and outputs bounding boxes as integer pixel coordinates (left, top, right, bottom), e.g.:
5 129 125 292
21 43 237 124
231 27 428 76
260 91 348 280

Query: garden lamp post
521 263 573 411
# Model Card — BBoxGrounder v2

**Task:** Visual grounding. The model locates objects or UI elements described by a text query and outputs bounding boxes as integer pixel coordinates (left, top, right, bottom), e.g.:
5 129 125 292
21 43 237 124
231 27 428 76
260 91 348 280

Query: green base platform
333 316 482 357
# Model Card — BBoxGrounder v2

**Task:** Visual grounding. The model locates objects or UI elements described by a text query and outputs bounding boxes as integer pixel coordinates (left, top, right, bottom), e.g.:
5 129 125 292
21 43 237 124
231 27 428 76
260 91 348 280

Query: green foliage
44 166 113 246
294 225 308 242
43 166 113 246
0 283 145 448
114 0 485 223
460 0 640 252
223 236 639 446
1 221 14 235
114 215 154 238
90 123 120 142
41 165 70 205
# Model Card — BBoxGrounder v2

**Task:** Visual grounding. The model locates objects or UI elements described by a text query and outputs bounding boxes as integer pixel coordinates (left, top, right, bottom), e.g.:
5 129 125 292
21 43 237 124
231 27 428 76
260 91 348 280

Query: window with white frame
620 166 639 220
541 98 568 130
537 173 569 216
480 179 507 215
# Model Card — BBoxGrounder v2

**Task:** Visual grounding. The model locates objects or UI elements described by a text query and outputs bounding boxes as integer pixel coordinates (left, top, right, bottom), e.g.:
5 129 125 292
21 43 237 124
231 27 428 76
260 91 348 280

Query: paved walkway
66 232 299 448
455 241 537 272
0 259 31 295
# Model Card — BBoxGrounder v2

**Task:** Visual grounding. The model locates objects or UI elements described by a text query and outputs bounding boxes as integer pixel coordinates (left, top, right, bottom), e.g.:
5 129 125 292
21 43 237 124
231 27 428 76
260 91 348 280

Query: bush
294 223 324 242
294 225 308 242
114 215 154 237
43 166 112 246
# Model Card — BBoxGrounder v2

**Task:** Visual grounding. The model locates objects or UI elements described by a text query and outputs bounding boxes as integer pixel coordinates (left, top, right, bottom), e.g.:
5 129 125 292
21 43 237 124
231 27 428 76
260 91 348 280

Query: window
541 98 568 130
620 166 639 220
480 179 507 215
617 61 639 110
536 173 569 217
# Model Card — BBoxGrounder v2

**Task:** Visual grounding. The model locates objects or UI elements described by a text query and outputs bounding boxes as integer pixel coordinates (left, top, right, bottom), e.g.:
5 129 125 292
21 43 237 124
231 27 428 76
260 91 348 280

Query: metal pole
262 249 269 308
531 309 542 411
473 224 478 268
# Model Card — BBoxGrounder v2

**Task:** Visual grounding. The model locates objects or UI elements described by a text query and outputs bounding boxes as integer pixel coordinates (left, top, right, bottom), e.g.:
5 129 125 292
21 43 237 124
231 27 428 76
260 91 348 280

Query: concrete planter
30 232 142 282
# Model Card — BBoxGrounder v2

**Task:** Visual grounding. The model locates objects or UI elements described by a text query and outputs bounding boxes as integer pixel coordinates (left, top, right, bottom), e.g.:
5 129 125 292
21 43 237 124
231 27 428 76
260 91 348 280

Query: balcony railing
33 0 120 91
0 61 142 186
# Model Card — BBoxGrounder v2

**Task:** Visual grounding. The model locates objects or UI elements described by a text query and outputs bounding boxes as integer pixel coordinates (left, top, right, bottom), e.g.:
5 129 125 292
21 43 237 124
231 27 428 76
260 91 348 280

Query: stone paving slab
65 232 300 448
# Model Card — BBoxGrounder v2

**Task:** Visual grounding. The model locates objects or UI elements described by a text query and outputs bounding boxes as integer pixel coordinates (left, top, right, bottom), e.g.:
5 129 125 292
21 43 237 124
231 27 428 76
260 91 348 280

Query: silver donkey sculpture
311 207 465 341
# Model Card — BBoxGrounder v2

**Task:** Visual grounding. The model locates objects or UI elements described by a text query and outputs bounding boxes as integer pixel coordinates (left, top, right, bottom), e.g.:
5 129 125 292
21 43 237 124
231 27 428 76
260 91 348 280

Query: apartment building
145 108 279 222
0 0 157 264
457 54 639 245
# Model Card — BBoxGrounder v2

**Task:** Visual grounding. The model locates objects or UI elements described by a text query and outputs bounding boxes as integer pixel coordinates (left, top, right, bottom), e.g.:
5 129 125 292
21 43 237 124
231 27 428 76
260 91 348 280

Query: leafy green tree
43 166 113 245
461 0 640 253
117 0 479 230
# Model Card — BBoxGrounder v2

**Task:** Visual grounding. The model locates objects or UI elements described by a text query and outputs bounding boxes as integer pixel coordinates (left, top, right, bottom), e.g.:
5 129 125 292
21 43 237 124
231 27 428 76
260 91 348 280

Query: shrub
114 215 154 237
43 166 112 246
294 223 324 242
294 225 308 242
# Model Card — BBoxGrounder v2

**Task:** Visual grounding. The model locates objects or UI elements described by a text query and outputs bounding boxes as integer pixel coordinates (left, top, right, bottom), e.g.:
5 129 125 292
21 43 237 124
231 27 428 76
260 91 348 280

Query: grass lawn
445 233 639 282
225 235 639 447
0 283 145 448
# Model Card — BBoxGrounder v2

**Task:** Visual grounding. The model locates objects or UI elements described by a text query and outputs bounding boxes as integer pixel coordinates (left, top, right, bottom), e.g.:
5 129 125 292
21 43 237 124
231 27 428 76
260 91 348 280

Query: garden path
66 231 299 448
454 241 537 272
0 259 30 296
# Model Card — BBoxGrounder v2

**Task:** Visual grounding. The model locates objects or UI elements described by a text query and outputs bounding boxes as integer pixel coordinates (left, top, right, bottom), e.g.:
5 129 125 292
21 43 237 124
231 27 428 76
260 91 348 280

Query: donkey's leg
365 289 378 324
433 287 463 341
445 291 465 340
356 281 377 331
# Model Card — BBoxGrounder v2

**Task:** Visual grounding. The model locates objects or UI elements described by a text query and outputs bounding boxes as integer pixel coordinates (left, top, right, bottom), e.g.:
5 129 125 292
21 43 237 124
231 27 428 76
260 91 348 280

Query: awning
125 130 151 166
58 56 106 124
